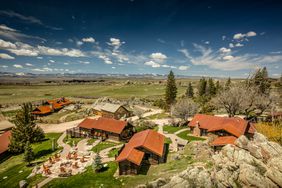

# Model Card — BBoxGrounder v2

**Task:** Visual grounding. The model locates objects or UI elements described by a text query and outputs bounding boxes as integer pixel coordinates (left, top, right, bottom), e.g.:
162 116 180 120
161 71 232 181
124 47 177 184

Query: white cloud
99 54 113 64
0 65 8 68
0 24 16 32
178 66 189 71
222 55 234 60
25 63 33 66
150 52 167 63
235 43 244 47
76 41 83 46
229 43 234 48
222 36 226 40
64 63 69 65
37 46 85 57
144 60 160 68
8 49 39 56
13 64 23 68
0 39 17 49
49 60 55 63
233 31 257 40
0 10 62 30
111 66 116 69
205 41 210 44
107 38 125 52
80 61 90 64
0 53 15 59
82 37 95 43
219 47 231 53
246 31 257 37
37 56 43 59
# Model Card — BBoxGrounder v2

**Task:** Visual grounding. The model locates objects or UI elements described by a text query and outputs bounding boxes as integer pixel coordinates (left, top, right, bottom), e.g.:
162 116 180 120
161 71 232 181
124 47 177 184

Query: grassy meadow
0 83 187 105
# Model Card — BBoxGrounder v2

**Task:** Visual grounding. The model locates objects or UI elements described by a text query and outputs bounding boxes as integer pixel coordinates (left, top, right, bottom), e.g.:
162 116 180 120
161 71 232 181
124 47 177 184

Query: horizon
0 0 282 78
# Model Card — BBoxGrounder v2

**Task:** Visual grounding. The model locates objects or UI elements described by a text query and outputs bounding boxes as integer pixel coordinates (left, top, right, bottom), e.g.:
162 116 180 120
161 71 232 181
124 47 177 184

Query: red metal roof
32 106 52 115
116 130 165 165
189 114 253 137
210 136 237 146
0 131 11 154
78 117 127 134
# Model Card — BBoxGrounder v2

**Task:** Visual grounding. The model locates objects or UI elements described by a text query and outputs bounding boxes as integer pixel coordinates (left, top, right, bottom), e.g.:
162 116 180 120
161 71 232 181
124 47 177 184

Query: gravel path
57 132 72 158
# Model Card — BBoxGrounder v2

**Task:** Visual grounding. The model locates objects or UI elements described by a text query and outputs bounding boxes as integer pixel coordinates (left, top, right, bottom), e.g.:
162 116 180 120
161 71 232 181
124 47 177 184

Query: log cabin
76 117 134 141
93 103 131 119
116 130 166 175
188 114 256 150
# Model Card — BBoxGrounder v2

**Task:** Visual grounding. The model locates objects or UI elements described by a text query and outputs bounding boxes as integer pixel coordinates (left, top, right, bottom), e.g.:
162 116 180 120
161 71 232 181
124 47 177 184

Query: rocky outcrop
140 132 282 188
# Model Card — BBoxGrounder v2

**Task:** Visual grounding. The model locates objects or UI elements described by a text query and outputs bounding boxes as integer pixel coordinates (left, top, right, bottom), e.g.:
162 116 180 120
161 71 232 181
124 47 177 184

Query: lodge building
116 129 166 175
188 114 256 150
67 117 134 141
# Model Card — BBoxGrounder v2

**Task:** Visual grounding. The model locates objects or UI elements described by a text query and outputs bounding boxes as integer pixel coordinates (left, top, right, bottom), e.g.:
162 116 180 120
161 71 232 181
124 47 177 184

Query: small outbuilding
93 103 131 119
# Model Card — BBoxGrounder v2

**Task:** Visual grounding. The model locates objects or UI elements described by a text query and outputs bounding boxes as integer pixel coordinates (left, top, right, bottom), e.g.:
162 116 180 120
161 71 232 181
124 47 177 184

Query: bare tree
171 98 198 120
214 84 272 118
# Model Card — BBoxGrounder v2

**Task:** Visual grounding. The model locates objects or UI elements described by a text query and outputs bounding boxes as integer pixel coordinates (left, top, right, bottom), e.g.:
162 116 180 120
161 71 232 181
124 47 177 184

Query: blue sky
0 0 282 77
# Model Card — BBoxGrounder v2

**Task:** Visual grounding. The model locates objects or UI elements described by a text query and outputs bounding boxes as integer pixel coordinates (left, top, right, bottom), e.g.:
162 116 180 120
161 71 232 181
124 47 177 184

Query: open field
0 84 187 105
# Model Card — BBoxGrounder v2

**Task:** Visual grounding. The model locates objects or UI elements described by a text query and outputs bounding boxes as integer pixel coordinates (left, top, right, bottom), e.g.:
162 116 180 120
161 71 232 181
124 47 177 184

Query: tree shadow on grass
34 149 54 159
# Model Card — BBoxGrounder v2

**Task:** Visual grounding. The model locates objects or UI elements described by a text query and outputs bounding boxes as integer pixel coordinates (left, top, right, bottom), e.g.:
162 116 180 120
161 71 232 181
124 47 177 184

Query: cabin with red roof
73 117 134 141
116 130 167 175
188 114 256 150
0 131 11 157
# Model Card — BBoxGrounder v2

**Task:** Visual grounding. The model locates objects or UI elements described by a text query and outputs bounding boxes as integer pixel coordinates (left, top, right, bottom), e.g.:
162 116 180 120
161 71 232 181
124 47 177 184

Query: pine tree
185 82 194 98
225 77 231 89
93 152 103 172
215 80 221 93
198 77 207 96
165 71 177 108
252 67 270 94
23 141 34 166
9 103 45 153
207 78 216 96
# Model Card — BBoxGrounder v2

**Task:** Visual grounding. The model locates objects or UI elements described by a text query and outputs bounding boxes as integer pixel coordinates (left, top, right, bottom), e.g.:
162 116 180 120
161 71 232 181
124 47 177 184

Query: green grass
163 125 186 134
87 138 97 145
39 111 70 124
165 137 172 144
91 141 119 153
63 136 85 147
0 133 62 188
108 148 119 158
176 130 205 141
44 162 121 188
0 84 186 105
146 113 170 120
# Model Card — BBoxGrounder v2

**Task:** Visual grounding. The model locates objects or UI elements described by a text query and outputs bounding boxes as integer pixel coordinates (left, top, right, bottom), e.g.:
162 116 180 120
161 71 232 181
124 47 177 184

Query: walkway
99 144 123 163
35 177 54 188
57 132 72 158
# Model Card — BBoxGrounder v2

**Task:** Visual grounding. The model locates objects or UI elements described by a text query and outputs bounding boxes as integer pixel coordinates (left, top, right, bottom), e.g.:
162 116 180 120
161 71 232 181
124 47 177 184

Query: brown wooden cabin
188 114 256 150
0 131 11 158
116 129 166 175
76 117 134 141
93 103 131 120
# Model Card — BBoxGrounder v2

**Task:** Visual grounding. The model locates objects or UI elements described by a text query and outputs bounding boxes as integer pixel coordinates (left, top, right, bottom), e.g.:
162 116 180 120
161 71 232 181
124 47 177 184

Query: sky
0 0 282 78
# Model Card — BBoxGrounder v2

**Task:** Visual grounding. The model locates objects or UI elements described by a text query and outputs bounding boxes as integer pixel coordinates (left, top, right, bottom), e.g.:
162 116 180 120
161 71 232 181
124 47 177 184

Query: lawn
108 148 119 158
44 162 122 188
91 141 119 153
0 133 62 188
176 130 206 141
0 84 186 105
163 125 186 134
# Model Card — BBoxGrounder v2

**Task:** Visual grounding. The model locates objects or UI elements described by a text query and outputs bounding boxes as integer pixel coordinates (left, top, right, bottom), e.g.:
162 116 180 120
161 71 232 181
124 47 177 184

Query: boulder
19 180 27 188
235 135 249 149
266 157 282 187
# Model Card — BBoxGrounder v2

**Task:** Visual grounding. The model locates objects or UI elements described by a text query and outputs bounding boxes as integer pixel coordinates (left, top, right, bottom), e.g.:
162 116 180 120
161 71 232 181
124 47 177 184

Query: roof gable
116 130 165 165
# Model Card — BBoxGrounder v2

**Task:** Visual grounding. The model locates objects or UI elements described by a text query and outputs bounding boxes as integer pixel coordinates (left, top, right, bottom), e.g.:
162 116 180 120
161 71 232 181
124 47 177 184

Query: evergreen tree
225 77 231 89
92 152 103 172
185 82 194 98
198 77 207 96
215 80 221 93
9 103 45 153
165 71 177 108
207 78 216 96
23 141 34 166
252 67 271 94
